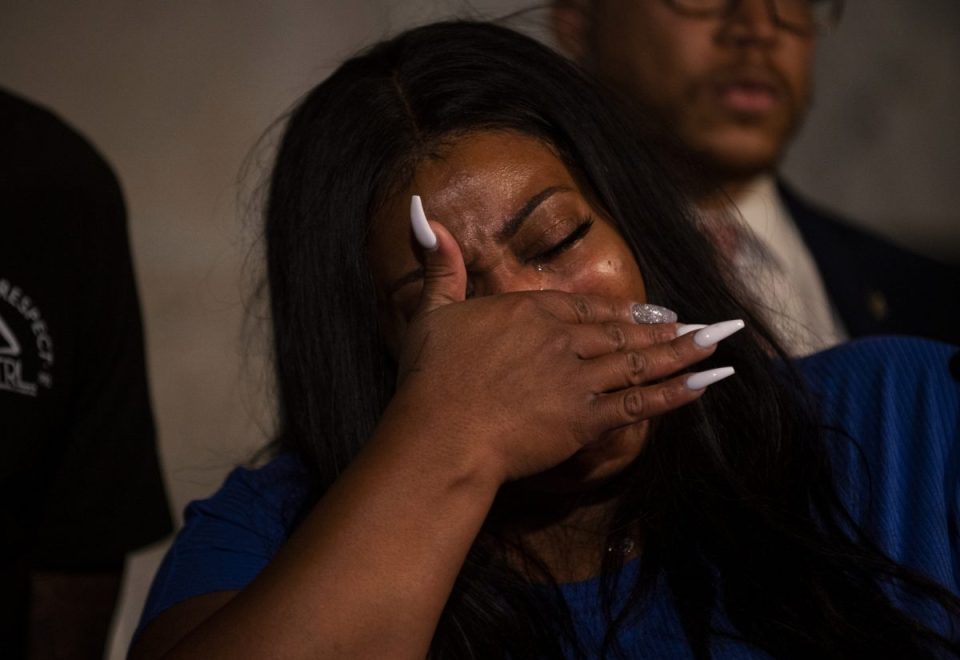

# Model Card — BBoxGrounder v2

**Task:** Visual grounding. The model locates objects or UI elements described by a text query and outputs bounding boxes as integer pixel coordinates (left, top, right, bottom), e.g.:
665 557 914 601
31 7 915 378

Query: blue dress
138 338 960 656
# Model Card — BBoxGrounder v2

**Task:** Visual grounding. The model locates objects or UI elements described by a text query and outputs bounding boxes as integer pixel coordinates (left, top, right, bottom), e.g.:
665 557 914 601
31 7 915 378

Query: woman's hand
387 219 732 484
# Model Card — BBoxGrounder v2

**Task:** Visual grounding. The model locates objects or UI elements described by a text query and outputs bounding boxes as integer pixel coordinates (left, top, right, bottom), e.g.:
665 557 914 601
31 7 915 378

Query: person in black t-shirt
0 88 172 659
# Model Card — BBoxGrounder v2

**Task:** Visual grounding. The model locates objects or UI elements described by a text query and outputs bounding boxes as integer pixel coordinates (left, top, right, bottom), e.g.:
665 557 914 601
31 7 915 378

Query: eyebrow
385 185 572 296
495 185 571 242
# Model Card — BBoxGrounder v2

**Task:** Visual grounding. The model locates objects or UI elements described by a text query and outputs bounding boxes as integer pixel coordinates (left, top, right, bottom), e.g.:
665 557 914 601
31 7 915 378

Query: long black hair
263 20 960 659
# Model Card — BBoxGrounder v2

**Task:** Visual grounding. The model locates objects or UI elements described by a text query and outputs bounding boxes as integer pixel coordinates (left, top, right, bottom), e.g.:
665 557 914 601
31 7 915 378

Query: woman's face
369 130 650 488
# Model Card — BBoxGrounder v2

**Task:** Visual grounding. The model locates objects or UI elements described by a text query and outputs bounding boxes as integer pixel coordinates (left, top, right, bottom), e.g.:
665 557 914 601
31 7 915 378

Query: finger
411 195 468 314
534 291 652 326
589 366 735 430
581 331 717 392
581 318 744 391
630 303 678 324
568 321 680 360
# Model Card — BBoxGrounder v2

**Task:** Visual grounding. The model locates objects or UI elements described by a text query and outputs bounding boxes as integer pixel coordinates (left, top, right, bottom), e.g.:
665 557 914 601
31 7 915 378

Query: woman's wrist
374 381 510 497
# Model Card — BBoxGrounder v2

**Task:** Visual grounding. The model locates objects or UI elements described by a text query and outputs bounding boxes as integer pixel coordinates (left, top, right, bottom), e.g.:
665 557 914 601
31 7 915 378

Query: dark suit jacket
780 182 960 345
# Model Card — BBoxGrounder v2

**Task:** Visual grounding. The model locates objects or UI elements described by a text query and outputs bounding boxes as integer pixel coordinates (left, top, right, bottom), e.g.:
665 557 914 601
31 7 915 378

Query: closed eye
528 218 594 265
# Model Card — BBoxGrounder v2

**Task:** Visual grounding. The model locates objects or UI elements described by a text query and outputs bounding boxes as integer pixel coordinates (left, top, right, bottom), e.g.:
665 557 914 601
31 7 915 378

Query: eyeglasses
663 0 844 34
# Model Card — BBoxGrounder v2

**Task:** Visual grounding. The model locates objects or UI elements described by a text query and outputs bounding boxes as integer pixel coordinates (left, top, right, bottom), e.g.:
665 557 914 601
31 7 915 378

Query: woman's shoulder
792 336 959 466
794 337 960 592
177 451 313 560
199 452 313 523
137 453 313 634
794 336 959 414
796 335 958 376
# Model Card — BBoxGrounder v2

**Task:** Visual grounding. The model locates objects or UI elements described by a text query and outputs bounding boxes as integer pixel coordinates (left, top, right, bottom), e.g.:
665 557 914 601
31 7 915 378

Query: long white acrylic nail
685 366 735 390
631 303 678 324
693 319 745 348
410 195 437 250
676 323 707 337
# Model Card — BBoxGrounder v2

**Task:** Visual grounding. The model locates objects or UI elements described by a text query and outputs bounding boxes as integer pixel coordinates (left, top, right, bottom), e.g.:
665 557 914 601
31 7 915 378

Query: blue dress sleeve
136 453 311 635
796 337 960 596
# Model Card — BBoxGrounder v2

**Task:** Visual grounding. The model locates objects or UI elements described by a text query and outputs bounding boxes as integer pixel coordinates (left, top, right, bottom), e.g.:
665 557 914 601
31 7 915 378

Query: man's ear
550 0 591 63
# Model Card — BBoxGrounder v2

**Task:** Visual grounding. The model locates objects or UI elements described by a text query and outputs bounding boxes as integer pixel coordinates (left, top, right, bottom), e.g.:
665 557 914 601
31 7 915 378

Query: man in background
0 88 172 659
552 0 959 353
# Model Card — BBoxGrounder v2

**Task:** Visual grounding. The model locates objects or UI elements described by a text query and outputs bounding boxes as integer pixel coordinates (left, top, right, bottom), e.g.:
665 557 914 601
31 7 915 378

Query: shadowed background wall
0 2 956 657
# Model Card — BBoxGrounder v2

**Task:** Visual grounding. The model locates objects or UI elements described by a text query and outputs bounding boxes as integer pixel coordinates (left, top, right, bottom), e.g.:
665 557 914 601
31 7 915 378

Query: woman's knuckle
626 351 646 383
572 296 592 322
623 390 645 418
658 325 679 344
606 323 626 349
667 339 686 362
660 382 687 407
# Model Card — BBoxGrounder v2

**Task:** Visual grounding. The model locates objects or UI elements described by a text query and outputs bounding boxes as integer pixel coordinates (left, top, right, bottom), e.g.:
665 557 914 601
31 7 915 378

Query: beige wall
0 1 956 657
783 0 960 261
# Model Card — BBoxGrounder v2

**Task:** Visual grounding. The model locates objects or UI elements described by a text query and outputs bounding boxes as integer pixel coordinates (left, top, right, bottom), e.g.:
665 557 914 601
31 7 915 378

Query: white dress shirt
724 176 847 355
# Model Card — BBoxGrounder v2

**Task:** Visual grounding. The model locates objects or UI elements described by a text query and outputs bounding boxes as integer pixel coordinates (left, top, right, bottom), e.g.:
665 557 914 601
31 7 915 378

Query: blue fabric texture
138 337 960 655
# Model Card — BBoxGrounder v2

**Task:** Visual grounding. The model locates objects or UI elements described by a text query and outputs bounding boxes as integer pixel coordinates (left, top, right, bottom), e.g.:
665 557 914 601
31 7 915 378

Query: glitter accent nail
631 303 678 324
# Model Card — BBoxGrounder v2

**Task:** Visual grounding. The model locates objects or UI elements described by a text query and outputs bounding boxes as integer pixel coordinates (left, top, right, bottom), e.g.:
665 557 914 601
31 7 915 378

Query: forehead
410 130 575 232
369 130 583 260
